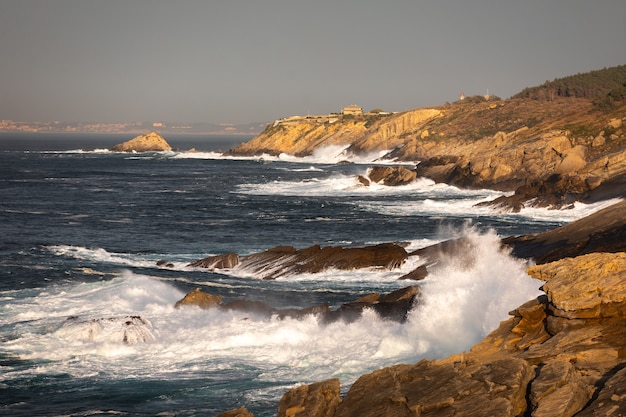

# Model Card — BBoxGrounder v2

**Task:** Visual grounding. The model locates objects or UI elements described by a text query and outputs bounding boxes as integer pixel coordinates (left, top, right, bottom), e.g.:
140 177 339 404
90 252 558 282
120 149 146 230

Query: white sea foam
2 229 542 389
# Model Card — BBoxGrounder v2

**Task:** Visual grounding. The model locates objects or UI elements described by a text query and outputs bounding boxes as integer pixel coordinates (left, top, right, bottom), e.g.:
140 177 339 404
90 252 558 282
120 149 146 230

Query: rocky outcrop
227 108 441 158
188 243 408 280
278 378 340 417
174 288 222 309
175 285 419 324
220 251 626 417
503 199 626 264
110 131 172 152
360 166 417 186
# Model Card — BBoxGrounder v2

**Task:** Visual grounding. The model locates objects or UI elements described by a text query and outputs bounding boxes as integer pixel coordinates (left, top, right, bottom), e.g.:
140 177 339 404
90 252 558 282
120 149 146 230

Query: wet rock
110 131 172 152
188 253 239 269
189 243 408 280
278 378 340 417
174 288 222 309
366 166 417 186
503 199 626 264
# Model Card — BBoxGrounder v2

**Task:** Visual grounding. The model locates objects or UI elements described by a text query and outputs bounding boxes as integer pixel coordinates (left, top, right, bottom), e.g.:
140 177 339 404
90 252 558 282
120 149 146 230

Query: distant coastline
0 119 267 135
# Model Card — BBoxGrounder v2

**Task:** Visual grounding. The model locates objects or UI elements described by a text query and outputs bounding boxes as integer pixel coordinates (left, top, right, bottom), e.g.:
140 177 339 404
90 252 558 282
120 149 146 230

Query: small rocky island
110 131 172 152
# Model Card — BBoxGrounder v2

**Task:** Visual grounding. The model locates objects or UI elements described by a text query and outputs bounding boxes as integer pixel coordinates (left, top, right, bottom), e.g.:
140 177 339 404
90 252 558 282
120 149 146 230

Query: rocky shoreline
210 200 625 416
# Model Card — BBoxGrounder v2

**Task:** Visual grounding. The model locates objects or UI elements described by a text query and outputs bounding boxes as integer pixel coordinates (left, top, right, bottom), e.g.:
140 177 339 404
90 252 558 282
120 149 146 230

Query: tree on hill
512 65 626 102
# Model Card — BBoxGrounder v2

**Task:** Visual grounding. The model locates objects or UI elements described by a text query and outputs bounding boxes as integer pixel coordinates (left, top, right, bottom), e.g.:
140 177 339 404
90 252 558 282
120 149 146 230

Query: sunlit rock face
110 131 172 152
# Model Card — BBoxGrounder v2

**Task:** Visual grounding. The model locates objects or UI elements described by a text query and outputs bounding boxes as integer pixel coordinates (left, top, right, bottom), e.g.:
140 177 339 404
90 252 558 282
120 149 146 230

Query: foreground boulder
189 243 408 280
110 131 172 152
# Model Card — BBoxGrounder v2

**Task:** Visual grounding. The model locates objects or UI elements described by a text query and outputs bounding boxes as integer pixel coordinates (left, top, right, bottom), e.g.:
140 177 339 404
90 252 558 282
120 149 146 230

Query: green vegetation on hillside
512 64 626 104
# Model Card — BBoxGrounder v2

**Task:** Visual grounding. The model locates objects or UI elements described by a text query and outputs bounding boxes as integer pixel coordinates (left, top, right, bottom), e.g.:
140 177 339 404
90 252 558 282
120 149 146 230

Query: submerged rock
110 131 172 152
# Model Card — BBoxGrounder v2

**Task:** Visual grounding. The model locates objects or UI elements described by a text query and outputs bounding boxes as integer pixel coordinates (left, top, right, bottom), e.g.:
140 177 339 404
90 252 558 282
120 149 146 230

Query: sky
1 0 625 125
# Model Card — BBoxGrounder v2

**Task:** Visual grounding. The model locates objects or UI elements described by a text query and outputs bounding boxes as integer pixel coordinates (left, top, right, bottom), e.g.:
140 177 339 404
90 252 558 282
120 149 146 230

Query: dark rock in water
188 253 239 269
173 285 420 325
398 264 428 280
321 285 420 324
174 288 222 309
187 243 408 280
237 243 408 279
56 315 154 344
275 304 331 320
278 378 341 417
478 173 592 211
156 260 175 268
367 166 417 186
220 299 275 318
357 175 370 186
503 199 626 264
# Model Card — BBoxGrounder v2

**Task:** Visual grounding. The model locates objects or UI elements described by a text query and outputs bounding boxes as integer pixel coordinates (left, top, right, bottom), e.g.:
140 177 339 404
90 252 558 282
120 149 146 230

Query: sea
0 132 620 416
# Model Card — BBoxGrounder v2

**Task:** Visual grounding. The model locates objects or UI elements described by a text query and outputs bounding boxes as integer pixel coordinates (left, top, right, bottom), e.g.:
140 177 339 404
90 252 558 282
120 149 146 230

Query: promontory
227 65 626 210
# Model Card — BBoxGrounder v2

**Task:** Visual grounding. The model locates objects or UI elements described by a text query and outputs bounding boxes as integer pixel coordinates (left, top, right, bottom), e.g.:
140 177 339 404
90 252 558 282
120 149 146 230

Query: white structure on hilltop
342 105 363 116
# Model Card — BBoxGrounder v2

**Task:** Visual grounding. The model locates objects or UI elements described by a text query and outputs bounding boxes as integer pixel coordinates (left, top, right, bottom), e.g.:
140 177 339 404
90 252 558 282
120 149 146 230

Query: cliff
110 131 172 152
228 95 626 209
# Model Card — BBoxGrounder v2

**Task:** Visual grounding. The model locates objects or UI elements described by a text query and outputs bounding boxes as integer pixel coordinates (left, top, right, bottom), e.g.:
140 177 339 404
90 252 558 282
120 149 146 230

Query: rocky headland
227 66 626 211
110 131 172 152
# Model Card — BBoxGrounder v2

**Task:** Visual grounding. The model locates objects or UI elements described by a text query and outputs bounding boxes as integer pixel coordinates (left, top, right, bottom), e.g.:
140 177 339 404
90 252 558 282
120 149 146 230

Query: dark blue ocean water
0 133 612 416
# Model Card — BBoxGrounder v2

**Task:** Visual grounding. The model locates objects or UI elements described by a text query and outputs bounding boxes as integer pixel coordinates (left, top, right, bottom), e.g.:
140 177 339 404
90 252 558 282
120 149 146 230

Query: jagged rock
174 285 419 324
333 357 533 417
174 288 222 309
366 166 417 186
322 285 420 324
527 252 626 319
503 199 626 264
188 253 239 269
529 359 592 417
277 378 340 417
110 131 172 152
576 366 626 417
214 407 254 417
188 243 408 280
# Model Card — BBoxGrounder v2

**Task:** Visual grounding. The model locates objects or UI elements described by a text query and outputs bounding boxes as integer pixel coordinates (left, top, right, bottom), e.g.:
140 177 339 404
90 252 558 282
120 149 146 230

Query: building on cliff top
342 105 363 116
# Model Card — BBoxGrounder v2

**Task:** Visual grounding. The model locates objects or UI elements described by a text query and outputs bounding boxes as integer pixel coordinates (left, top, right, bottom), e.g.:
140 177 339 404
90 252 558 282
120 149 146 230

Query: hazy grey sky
1 0 625 124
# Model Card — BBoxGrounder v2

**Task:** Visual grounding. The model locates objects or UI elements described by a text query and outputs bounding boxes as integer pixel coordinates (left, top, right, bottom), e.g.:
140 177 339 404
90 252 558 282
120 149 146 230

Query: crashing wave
55 315 155 345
